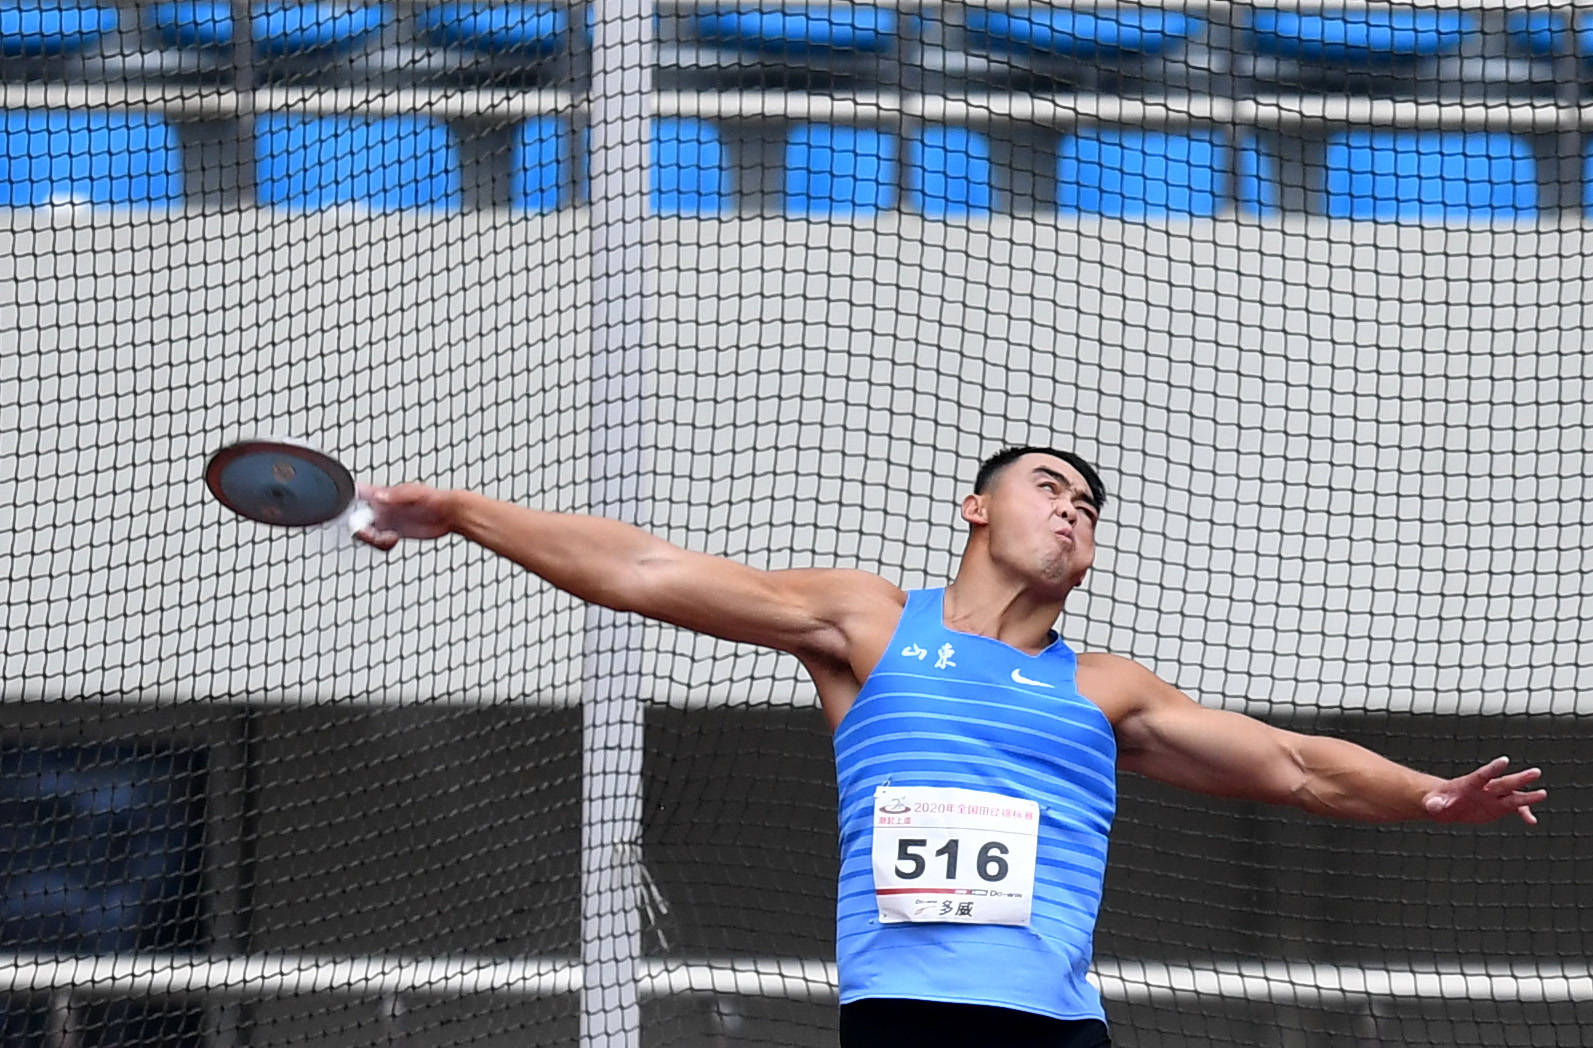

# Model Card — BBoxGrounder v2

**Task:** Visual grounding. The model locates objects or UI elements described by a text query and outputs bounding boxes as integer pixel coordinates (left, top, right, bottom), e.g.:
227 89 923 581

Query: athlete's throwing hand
1422 757 1546 825
355 484 456 551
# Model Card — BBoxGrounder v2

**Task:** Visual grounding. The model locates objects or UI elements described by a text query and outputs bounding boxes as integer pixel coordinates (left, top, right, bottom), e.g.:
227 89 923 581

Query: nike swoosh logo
1010 669 1053 688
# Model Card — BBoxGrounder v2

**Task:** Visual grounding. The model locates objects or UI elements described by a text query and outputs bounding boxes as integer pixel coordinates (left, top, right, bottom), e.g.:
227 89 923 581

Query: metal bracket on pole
581 0 654 1041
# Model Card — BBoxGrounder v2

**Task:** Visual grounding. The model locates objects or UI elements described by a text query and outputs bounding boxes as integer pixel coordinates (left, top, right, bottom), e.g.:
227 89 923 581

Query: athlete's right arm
356 483 904 668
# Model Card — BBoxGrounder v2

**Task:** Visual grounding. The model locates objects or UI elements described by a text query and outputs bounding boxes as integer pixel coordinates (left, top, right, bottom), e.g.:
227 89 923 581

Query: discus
205 439 362 529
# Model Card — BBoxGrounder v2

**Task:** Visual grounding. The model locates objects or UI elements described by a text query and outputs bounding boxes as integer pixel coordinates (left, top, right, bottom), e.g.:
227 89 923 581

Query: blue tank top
833 588 1118 1022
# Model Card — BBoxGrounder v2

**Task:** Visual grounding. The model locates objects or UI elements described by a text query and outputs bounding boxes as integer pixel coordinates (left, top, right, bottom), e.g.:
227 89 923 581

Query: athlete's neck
942 569 1068 656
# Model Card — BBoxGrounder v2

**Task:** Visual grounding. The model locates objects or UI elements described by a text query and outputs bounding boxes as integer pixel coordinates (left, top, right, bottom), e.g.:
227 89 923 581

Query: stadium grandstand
1 1 1588 1047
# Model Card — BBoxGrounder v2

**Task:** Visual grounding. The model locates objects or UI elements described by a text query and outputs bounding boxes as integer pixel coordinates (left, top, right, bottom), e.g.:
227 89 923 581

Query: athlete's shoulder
768 567 906 611
774 570 907 726
1075 650 1146 676
1074 651 1172 722
760 567 906 666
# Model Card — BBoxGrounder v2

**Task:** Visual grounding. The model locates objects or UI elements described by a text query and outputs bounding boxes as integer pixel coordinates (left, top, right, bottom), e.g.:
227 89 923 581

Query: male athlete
353 447 1545 1048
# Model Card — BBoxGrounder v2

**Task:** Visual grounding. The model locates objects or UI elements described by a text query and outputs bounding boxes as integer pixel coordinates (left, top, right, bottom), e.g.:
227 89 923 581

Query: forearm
447 490 676 611
1287 733 1445 823
359 484 870 656
1118 668 1543 827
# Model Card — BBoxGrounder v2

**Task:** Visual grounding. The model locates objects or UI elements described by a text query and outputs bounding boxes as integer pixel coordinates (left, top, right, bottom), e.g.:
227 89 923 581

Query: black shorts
839 998 1111 1048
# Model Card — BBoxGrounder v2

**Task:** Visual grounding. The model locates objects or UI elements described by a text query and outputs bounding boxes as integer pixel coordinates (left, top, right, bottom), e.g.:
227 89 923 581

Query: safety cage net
1 1 1589 1046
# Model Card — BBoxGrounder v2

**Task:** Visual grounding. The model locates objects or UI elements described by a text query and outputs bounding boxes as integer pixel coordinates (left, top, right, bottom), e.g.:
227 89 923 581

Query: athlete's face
964 454 1099 591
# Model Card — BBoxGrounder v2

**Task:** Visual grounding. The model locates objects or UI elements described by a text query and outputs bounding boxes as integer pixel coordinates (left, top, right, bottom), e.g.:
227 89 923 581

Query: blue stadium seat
513 115 563 211
1572 143 1593 213
1059 129 1226 219
652 118 730 215
149 1 387 56
417 3 565 53
255 115 461 210
691 6 894 53
1505 12 1566 57
0 1 118 56
0 111 183 207
908 127 991 218
966 8 1197 57
1250 8 1475 62
1503 11 1593 59
784 124 895 216
1324 131 1537 221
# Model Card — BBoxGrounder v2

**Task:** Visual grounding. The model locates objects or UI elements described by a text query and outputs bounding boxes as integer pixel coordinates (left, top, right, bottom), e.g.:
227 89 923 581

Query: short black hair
974 447 1108 510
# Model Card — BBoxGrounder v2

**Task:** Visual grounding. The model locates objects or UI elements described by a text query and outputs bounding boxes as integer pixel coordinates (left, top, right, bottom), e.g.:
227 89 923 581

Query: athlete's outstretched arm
1099 656 1546 825
354 483 903 664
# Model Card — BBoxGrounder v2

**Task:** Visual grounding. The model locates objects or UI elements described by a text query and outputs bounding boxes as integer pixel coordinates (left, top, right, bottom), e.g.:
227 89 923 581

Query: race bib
871 784 1040 926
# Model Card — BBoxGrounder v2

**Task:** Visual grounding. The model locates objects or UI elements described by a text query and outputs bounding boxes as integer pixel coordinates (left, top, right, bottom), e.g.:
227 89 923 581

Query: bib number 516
871 785 1039 926
894 838 1009 882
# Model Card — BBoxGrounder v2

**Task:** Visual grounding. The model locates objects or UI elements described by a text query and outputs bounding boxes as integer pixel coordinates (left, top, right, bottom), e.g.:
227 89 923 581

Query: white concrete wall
3 210 1587 713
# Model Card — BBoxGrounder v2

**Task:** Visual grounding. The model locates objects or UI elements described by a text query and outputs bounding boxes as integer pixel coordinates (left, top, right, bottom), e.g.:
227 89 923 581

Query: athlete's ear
960 493 988 527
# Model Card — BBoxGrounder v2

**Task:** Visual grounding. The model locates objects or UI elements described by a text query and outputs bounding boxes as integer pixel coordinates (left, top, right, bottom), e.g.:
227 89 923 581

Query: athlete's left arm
1100 656 1546 825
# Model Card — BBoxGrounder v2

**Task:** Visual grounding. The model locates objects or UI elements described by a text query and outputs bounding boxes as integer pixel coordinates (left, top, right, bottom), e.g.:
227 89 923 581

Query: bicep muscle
628 553 901 664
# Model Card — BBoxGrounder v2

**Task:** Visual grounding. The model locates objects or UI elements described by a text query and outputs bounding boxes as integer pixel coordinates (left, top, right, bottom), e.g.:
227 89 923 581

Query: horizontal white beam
671 93 1593 132
0 955 582 999
0 84 578 120
6 955 1591 1006
638 957 839 1000
1239 95 1593 132
7 81 1593 133
1094 958 1593 1008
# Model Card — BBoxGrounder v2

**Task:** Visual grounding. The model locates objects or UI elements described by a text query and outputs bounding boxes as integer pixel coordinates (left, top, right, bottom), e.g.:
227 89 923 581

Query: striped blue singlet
833 588 1118 1023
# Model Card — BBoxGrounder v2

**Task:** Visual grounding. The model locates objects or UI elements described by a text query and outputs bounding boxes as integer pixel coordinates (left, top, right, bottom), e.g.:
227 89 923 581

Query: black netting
3 1 1589 1047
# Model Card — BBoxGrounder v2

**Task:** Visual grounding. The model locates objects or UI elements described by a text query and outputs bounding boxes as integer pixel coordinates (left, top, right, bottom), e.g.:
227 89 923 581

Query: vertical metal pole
228 0 256 206
581 0 653 1040
47 992 73 1048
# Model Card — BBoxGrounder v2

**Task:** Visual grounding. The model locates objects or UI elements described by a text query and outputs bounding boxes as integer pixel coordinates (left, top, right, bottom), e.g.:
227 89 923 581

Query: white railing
7 953 1592 1005
10 82 1593 131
